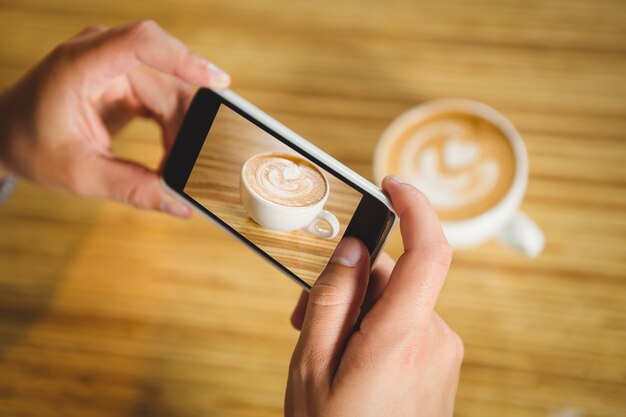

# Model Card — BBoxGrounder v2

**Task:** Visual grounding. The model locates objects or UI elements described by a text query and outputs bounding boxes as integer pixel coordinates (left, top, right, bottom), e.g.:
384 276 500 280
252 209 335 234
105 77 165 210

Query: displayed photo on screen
185 105 363 287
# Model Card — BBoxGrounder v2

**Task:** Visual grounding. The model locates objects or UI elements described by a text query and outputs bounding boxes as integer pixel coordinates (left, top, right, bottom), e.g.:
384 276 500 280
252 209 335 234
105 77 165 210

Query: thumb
295 237 370 377
84 155 192 217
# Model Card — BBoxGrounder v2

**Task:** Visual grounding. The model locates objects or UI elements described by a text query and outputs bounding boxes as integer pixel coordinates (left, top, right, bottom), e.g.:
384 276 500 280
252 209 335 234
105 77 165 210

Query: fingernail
207 63 231 88
385 175 406 185
161 200 192 218
330 238 363 267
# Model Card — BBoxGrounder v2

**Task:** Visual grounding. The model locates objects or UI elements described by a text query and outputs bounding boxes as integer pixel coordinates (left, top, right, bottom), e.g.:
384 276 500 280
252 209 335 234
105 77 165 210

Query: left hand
0 21 230 216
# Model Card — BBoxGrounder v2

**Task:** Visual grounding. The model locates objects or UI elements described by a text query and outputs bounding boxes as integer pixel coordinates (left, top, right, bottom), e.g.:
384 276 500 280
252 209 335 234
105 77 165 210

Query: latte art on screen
383 113 516 221
244 153 327 207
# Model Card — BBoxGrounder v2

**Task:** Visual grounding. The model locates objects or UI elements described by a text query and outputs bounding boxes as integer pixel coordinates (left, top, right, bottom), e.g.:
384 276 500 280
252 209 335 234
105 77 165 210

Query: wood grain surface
185 105 362 287
0 1 625 416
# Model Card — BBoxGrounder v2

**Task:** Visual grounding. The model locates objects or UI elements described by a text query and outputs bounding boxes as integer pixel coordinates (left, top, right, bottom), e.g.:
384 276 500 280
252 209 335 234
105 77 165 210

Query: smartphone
161 88 396 290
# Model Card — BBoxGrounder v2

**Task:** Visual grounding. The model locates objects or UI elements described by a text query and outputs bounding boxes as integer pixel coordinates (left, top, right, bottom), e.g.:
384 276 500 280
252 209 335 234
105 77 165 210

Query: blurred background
0 0 625 416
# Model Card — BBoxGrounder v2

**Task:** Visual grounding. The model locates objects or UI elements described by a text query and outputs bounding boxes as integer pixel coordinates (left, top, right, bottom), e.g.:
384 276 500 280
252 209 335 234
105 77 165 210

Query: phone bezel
162 88 395 290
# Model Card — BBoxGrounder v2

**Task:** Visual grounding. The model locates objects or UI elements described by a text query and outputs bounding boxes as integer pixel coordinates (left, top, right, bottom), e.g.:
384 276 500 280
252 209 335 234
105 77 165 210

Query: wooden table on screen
0 1 624 416
185 104 362 287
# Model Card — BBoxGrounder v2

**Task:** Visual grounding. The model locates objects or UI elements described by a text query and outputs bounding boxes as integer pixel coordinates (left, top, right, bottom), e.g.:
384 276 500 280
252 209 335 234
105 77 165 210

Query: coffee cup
374 99 544 257
241 152 340 239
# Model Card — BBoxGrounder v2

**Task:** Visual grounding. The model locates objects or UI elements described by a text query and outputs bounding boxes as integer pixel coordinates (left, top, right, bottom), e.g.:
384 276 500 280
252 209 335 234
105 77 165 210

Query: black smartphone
162 88 396 290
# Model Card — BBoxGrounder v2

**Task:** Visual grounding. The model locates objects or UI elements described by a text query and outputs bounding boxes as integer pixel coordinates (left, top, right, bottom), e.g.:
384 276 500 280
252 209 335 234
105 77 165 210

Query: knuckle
440 324 464 365
84 23 108 34
289 351 308 380
365 323 425 367
49 41 74 62
338 332 388 376
309 282 343 307
289 344 325 385
129 19 161 39
119 176 146 209
395 337 426 369
288 354 310 385
453 331 465 364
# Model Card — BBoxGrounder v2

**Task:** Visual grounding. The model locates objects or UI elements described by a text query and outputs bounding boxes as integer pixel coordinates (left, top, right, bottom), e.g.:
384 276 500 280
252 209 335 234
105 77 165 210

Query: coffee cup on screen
374 99 544 257
240 152 340 239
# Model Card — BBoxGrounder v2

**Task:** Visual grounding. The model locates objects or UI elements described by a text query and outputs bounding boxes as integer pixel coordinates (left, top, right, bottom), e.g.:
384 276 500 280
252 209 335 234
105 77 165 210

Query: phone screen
183 104 364 287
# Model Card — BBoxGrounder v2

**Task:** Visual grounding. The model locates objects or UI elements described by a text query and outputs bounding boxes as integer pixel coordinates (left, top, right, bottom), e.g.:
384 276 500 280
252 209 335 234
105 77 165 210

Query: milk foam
245 154 326 207
398 121 501 210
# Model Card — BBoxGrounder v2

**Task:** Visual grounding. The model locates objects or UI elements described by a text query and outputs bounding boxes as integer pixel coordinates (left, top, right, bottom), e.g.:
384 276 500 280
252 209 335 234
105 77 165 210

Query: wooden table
0 1 624 416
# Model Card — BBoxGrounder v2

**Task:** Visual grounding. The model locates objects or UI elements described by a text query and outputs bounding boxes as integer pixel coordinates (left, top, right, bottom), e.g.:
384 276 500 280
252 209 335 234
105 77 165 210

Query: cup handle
497 211 545 258
306 210 340 239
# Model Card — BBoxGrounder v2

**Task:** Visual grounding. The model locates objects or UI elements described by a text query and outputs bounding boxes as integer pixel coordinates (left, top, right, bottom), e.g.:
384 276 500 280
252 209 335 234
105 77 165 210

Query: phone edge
161 87 398 289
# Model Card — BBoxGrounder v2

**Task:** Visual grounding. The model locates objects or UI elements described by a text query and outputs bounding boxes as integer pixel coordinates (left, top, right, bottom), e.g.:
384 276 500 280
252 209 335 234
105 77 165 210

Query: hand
0 21 230 216
286 176 463 417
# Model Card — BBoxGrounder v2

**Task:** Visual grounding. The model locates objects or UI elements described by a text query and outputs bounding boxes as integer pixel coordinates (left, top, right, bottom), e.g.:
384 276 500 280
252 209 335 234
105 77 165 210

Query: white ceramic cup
240 153 340 239
374 99 544 257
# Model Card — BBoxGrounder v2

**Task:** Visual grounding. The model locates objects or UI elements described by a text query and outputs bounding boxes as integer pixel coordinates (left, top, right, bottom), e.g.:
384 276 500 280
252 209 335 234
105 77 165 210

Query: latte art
244 153 327 207
382 113 516 221
402 121 499 209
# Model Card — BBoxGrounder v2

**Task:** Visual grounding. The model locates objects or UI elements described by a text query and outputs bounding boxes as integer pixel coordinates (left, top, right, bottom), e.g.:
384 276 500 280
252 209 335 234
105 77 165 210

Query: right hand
286 176 463 417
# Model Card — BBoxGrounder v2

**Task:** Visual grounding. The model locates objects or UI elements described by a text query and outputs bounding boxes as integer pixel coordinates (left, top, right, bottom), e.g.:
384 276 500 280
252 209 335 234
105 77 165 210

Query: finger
76 154 192 217
126 66 196 151
293 252 395 331
361 252 395 315
361 176 452 334
71 24 108 40
290 290 309 330
295 237 370 377
386 176 448 254
77 20 230 89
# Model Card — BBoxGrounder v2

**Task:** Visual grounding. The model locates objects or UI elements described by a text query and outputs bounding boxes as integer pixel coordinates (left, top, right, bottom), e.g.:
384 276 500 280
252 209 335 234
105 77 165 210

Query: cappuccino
379 112 516 221
243 153 327 208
